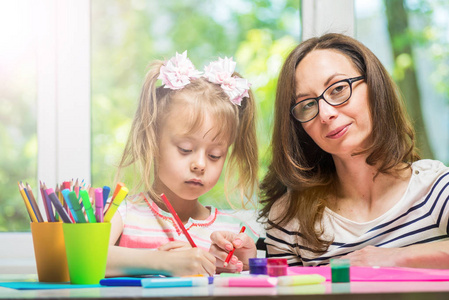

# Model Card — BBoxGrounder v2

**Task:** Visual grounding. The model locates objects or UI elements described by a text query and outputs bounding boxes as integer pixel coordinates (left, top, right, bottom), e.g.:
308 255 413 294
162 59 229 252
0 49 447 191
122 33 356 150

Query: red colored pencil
223 226 246 267
160 193 197 248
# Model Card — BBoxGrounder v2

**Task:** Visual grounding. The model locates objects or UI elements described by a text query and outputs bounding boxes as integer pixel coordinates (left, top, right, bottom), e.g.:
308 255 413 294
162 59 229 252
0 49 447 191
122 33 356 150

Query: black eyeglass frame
290 75 365 123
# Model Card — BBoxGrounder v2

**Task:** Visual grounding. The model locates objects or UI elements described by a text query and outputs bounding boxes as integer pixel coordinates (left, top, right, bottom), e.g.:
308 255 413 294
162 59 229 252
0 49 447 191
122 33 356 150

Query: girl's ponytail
225 76 258 208
115 61 165 199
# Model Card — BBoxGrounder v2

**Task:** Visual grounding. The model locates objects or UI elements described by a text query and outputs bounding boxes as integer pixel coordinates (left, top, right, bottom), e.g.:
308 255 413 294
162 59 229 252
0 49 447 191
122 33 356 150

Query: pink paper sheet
288 266 449 281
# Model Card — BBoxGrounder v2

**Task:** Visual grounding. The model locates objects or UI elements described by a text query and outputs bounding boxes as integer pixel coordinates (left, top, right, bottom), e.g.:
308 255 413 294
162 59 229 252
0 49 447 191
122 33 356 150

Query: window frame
0 0 354 274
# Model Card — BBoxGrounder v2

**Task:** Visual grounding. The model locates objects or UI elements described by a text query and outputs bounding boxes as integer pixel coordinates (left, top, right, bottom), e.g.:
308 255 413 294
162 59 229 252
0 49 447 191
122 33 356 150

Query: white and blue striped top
265 159 449 266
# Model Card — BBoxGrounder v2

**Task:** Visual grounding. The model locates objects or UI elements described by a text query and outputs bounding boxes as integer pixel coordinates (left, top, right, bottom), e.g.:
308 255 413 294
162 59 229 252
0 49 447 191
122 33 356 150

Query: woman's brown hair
259 33 419 252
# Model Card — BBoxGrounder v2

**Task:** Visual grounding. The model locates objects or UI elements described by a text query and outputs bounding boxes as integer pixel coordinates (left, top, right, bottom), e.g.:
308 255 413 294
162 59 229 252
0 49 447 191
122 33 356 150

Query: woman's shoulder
411 159 449 177
406 159 449 197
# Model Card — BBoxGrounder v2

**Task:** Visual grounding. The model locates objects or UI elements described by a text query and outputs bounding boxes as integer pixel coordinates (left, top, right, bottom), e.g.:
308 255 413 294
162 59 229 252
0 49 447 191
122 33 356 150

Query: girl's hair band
157 51 251 106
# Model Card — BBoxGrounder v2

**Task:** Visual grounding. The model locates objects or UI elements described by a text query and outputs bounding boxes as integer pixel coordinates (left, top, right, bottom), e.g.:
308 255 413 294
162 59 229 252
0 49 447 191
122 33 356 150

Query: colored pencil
24 182 44 222
41 183 55 222
223 226 246 267
39 181 53 222
160 193 197 248
18 182 38 222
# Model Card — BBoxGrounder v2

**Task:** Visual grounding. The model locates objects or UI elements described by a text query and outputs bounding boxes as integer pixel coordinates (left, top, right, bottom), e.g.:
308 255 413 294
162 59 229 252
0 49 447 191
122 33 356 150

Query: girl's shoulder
117 193 154 215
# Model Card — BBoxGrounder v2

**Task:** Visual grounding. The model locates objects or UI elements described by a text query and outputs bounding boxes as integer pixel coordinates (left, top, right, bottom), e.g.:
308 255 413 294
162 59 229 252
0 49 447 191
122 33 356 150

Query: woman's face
294 49 371 158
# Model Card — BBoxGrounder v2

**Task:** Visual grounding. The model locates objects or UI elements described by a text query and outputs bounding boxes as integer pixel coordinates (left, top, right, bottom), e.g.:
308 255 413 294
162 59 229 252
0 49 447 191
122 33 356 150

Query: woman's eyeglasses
291 76 365 123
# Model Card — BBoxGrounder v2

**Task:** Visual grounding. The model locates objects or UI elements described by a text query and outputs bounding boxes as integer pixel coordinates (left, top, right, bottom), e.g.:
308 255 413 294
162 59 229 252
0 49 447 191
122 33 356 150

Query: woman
259 33 449 268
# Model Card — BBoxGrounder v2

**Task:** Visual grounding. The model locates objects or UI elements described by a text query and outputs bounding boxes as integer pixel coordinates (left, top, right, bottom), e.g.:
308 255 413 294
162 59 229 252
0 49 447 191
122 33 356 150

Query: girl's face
295 49 371 158
155 104 229 201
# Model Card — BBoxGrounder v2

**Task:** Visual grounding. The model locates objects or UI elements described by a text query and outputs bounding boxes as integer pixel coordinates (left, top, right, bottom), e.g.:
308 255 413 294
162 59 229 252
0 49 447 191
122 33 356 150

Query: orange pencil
223 226 246 267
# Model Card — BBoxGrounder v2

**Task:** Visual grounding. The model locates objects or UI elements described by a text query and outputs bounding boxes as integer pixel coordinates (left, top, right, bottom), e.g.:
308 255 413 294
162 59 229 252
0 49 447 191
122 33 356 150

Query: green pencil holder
62 222 111 284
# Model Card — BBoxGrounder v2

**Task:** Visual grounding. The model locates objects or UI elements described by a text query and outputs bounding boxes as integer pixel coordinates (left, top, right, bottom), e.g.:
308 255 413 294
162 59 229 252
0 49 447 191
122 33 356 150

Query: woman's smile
326 123 351 139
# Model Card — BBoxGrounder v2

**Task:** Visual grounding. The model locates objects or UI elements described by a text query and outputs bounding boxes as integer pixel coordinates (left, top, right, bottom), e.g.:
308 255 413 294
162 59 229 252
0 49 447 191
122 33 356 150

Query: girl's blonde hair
116 60 258 207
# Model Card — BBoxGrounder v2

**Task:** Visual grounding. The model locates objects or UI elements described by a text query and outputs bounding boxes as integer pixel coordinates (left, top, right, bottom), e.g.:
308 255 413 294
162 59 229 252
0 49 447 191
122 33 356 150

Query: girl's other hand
209 231 257 273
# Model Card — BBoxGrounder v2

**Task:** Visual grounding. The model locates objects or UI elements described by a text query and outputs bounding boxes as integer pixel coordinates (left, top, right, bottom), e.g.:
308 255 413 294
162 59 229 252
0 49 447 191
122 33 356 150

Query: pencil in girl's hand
223 226 246 267
160 193 197 248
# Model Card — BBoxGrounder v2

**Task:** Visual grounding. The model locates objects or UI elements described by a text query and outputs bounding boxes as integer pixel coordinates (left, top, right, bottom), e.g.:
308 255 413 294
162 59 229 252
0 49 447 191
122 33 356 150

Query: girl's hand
163 247 216 276
158 241 192 251
209 231 257 273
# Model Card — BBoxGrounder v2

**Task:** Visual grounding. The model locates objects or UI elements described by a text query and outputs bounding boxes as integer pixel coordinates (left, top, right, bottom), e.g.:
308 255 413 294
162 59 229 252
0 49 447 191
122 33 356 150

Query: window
0 1 37 231
6 0 445 229
356 0 449 163
0 0 90 232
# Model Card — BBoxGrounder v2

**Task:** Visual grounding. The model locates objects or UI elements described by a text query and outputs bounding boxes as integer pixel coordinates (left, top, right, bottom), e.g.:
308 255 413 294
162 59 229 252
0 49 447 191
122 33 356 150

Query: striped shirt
117 194 259 251
265 159 449 266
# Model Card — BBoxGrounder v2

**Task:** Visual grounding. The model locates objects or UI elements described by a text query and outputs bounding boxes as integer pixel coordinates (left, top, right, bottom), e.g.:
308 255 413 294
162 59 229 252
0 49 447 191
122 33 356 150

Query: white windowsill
0 233 36 274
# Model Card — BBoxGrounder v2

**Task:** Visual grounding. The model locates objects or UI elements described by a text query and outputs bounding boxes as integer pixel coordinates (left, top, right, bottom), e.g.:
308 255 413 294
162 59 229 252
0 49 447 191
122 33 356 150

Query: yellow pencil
18 182 38 222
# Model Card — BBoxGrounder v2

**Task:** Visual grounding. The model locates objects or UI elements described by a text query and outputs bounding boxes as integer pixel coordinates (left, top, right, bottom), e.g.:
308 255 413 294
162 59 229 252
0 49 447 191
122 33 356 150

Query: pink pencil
160 193 197 248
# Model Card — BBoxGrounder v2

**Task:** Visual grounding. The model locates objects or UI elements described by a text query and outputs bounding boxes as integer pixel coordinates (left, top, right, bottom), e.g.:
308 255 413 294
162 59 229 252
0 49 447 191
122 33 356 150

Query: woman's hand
209 231 257 273
340 245 402 267
342 242 449 269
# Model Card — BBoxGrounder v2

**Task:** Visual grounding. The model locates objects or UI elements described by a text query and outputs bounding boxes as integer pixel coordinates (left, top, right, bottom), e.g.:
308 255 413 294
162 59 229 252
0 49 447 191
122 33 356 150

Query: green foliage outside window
1 0 449 231
91 0 301 210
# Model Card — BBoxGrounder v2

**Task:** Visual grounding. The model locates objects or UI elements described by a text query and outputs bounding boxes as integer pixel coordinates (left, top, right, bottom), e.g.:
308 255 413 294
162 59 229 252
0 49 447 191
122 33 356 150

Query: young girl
106 51 259 277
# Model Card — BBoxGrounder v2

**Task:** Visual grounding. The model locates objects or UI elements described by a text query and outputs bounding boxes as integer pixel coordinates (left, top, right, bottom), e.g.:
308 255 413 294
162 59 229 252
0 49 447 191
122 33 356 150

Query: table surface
1 274 449 300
